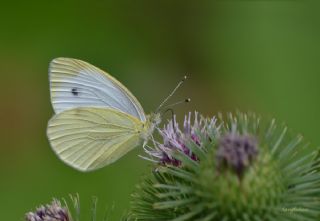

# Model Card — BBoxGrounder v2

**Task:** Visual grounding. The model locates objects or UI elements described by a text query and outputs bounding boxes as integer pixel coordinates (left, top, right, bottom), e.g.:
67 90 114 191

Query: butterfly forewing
47 107 144 171
49 58 146 122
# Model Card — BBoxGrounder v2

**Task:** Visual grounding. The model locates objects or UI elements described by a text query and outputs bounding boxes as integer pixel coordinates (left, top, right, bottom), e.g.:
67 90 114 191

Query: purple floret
25 199 70 221
216 132 258 177
145 112 217 166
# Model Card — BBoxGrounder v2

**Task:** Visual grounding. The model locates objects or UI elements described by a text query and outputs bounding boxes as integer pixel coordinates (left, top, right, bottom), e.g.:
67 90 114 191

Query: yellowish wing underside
47 107 144 172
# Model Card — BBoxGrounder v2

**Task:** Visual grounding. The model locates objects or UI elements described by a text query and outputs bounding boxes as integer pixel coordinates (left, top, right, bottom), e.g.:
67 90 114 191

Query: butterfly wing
47 107 144 172
49 57 146 122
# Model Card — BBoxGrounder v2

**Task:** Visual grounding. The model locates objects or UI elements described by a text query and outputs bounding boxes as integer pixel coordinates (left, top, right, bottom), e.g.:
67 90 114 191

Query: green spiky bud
130 112 320 221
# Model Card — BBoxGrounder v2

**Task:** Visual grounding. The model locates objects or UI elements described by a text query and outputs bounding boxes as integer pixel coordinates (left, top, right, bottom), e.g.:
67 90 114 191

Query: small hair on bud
185 98 191 102
182 75 188 81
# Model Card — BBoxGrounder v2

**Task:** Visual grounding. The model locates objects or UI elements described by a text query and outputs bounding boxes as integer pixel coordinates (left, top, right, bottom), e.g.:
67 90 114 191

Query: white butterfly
47 58 186 172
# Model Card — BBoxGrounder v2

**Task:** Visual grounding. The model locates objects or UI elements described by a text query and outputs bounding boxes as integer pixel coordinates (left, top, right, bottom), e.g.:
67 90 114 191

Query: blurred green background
1 1 320 220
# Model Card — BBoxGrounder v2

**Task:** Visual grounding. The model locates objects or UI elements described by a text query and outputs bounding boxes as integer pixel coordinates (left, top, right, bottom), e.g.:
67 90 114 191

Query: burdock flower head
144 112 217 166
25 195 133 221
25 199 70 221
131 112 320 221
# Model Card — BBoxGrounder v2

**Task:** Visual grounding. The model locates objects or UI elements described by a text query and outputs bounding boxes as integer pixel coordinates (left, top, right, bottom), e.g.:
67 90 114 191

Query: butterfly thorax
141 112 161 141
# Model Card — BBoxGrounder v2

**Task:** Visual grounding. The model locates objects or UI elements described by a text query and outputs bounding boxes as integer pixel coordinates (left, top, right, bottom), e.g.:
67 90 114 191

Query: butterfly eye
71 88 79 96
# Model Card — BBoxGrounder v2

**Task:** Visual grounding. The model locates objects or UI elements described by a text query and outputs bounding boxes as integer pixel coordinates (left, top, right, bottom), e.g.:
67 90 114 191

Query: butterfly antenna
156 75 187 113
162 98 191 109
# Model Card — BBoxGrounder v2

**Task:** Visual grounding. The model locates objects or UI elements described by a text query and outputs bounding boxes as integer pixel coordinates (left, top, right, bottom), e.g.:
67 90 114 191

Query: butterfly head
150 112 162 126
141 112 161 141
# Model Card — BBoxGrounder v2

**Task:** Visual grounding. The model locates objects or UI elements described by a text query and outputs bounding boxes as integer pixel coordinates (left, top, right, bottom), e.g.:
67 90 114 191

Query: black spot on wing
71 88 79 96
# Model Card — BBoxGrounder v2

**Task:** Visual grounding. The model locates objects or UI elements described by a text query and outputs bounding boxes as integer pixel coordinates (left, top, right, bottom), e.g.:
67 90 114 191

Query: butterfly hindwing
47 107 144 171
49 57 146 122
